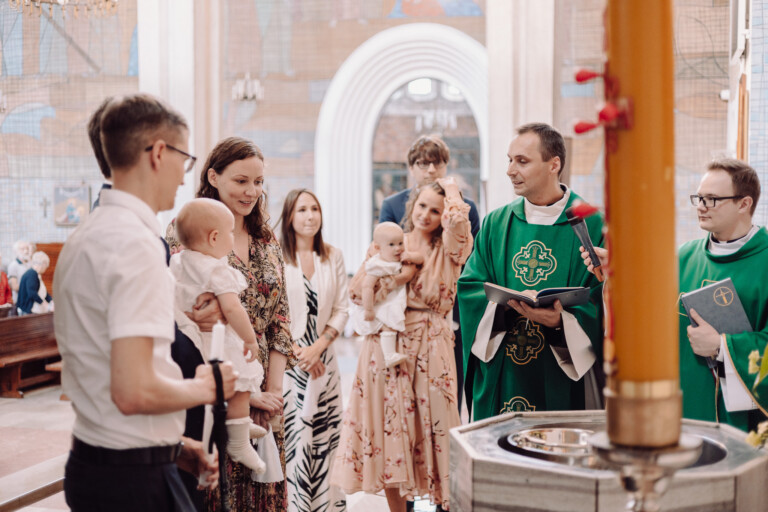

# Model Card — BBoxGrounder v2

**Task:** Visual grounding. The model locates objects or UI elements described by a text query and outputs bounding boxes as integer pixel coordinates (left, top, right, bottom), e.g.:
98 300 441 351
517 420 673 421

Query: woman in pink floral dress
332 177 472 511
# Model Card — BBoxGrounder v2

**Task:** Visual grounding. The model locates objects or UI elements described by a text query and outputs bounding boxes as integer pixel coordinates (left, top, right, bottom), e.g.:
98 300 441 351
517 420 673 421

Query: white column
193 0 221 161
137 0 210 228
486 0 555 213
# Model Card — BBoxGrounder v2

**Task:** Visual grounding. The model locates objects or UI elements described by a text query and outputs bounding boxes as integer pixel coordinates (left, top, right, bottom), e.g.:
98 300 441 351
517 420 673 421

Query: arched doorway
315 23 488 271
371 78 481 236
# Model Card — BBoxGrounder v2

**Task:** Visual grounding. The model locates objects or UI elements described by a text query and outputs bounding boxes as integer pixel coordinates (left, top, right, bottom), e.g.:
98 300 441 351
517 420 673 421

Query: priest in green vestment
458 123 605 421
679 158 768 431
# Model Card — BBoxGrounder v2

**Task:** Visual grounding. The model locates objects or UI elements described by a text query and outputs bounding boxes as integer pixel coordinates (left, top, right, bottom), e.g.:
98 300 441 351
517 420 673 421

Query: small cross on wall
40 197 50 218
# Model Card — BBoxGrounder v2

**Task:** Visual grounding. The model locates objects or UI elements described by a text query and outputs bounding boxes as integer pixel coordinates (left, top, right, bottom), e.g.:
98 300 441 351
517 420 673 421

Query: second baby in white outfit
171 198 267 474
350 222 423 367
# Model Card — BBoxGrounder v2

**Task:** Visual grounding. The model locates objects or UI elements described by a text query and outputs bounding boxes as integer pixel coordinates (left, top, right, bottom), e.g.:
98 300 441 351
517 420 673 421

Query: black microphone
565 205 604 282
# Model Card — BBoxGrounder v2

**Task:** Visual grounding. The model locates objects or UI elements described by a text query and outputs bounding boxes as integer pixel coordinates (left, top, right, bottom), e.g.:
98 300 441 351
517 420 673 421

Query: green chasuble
678 227 768 431
458 192 604 421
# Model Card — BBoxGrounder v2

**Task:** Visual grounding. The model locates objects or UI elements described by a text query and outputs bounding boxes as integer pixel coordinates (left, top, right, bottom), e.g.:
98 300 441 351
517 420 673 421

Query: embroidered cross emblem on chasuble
512 240 557 286
500 396 535 413
505 316 545 365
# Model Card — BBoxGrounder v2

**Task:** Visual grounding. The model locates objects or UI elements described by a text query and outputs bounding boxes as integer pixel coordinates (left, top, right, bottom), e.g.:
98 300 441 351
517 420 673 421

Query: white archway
315 23 488 272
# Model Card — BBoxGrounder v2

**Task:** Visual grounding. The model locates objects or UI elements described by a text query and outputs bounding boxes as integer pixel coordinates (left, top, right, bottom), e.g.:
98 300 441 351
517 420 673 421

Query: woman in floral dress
167 136 296 511
331 177 472 511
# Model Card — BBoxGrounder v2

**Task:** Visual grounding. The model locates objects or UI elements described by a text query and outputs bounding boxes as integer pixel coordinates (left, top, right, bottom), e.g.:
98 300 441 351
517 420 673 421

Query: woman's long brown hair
402 182 446 247
277 188 329 266
197 136 270 240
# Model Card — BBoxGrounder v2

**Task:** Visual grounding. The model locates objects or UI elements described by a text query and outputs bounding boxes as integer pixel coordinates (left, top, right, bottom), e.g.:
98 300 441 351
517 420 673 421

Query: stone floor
0 336 448 511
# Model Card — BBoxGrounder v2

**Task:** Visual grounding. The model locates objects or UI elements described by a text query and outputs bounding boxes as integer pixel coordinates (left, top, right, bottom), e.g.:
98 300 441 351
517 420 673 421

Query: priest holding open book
457 123 605 420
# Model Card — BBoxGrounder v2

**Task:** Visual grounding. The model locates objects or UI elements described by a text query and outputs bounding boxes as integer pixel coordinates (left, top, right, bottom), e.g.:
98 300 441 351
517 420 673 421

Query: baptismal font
450 2 768 511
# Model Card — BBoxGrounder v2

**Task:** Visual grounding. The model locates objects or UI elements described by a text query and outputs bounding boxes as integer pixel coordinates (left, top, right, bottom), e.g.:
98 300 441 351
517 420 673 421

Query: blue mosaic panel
0 0 138 266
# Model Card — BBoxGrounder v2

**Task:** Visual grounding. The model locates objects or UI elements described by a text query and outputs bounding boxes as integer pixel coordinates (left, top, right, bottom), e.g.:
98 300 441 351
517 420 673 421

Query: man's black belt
71 437 183 465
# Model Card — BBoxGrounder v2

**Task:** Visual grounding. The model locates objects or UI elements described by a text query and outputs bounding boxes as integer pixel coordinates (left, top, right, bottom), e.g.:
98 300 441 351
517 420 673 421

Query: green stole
678 227 768 431
458 193 604 421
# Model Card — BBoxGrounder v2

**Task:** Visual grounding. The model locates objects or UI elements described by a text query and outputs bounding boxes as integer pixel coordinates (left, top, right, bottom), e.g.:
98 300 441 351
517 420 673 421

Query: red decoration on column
599 103 620 123
575 69 602 83
574 121 599 134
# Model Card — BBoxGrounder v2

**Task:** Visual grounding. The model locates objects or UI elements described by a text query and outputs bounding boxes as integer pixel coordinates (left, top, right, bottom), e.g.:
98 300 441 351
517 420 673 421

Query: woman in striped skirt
279 189 349 512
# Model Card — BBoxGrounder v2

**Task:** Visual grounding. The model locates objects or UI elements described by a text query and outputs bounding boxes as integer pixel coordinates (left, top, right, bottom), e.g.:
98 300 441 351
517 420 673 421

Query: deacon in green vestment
458 124 605 421
680 159 768 431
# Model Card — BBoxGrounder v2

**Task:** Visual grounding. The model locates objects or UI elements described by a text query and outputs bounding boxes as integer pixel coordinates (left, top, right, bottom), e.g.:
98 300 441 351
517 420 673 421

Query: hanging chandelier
9 0 119 18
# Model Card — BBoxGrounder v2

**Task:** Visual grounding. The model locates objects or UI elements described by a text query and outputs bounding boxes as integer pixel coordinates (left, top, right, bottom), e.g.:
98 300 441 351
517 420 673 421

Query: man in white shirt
54 93 236 511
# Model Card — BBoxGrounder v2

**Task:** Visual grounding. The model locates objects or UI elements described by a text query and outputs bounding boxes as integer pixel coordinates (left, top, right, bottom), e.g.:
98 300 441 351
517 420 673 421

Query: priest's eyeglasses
689 195 743 208
144 143 197 174
414 159 446 170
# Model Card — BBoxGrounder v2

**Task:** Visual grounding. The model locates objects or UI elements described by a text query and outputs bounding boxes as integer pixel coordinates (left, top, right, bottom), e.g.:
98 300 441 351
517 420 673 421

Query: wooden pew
0 312 60 398
44 361 68 401
0 454 66 512
35 242 62 297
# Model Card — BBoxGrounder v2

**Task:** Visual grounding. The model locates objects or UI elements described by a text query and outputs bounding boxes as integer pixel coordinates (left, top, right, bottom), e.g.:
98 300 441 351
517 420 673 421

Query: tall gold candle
604 0 681 447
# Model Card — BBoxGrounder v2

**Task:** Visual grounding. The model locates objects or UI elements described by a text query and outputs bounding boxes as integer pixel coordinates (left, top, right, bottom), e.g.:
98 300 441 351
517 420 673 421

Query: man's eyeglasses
414 159 446 170
145 143 197 174
689 195 743 208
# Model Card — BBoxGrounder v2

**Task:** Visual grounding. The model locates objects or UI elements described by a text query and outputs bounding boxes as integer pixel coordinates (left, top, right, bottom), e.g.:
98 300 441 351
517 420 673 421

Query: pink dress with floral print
331 194 472 508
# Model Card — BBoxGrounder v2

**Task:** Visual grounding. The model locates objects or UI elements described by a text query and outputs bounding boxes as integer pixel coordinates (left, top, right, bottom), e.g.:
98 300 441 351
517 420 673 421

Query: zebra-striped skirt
284 275 346 512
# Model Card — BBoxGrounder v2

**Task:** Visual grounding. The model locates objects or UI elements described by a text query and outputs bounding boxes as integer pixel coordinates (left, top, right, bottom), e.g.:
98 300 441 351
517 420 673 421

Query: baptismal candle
603 0 680 448
210 321 225 361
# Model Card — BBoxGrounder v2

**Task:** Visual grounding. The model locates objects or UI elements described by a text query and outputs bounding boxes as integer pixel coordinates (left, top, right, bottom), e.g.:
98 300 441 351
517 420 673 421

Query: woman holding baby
331 177 473 511
166 136 296 511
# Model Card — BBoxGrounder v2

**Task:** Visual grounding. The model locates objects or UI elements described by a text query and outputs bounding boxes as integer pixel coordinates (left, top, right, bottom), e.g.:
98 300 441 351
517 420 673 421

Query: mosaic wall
0 0 138 267
554 0 730 247
750 0 768 226
219 0 485 228
2 0 742 273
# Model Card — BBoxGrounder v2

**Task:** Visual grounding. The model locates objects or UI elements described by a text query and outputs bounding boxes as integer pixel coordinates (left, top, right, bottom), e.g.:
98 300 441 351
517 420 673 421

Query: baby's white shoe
226 418 266 474
383 352 408 368
380 331 407 368
249 421 268 440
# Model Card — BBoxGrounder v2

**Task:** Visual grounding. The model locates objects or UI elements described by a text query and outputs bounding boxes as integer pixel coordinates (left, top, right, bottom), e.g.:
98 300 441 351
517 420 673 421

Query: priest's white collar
707 225 759 255
524 184 570 226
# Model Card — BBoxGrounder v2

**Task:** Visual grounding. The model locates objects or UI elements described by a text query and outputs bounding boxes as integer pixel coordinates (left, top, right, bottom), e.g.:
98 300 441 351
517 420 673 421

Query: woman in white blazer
278 189 349 512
